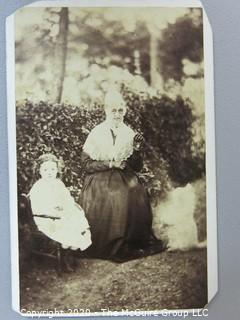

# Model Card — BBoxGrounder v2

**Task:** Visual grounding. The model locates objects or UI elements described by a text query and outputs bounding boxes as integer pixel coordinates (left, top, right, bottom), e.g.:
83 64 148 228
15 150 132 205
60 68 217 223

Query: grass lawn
20 248 207 314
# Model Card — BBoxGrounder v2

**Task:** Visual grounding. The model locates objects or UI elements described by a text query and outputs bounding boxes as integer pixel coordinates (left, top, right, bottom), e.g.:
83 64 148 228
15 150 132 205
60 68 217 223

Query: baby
29 153 92 269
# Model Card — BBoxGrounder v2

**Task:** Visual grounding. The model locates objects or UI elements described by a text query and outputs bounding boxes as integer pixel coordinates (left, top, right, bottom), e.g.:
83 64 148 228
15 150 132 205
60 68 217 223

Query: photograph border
6 0 217 315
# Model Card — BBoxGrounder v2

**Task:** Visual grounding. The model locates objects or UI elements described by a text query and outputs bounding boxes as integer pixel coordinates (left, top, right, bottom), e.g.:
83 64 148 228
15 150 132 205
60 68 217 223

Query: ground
20 248 207 314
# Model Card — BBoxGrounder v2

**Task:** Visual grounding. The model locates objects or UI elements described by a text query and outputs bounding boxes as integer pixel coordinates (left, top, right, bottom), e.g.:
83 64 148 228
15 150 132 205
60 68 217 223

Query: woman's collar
104 119 125 132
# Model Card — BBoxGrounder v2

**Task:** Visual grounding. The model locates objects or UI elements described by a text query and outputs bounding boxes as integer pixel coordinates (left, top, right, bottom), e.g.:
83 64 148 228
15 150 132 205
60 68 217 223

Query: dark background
0 0 240 319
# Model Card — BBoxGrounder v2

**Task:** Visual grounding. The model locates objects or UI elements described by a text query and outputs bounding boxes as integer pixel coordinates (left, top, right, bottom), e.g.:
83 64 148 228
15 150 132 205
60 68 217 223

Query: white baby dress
29 178 92 250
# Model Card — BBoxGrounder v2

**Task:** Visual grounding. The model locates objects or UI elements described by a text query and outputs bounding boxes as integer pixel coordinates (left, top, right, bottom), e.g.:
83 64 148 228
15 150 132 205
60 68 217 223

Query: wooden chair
18 194 62 275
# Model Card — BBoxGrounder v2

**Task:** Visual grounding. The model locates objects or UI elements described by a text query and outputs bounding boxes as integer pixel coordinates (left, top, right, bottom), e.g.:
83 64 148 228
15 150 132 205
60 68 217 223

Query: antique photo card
7 0 217 316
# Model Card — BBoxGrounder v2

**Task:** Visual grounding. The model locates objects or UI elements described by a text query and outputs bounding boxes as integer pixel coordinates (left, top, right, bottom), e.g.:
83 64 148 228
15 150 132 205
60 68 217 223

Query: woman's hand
53 206 63 218
112 160 127 169
133 133 144 150
54 206 63 211
119 160 127 169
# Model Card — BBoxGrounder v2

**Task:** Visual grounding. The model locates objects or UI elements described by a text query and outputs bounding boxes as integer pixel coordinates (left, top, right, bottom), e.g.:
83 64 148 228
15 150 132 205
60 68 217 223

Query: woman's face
40 161 58 180
105 105 126 128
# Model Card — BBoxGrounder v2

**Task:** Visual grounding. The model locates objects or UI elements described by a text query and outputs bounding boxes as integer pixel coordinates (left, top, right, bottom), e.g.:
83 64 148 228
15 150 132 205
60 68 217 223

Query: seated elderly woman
81 90 162 261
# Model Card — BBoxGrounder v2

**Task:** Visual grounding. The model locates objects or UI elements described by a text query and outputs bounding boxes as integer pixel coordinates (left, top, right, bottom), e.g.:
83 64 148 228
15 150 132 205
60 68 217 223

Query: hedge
16 88 205 201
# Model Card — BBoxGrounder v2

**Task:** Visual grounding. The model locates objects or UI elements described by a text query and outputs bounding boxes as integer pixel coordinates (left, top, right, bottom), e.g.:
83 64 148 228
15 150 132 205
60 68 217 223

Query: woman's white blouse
83 120 136 162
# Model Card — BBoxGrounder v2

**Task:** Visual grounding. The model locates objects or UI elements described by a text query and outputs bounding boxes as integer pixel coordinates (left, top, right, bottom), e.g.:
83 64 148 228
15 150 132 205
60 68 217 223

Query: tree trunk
54 8 69 104
150 31 158 87
134 50 141 75
148 24 163 89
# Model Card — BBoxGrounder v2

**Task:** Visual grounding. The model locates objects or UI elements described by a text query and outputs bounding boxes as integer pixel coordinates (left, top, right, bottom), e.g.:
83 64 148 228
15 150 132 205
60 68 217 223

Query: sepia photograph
8 2 213 315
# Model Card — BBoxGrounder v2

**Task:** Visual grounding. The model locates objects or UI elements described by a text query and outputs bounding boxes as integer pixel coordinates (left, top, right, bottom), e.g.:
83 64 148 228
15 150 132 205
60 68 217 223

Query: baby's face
40 161 58 180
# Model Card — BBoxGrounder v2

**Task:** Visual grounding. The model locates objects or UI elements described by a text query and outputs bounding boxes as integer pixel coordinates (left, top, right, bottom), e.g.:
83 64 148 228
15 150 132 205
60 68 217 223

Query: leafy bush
122 86 205 186
16 89 205 201
158 14 203 83
16 101 104 200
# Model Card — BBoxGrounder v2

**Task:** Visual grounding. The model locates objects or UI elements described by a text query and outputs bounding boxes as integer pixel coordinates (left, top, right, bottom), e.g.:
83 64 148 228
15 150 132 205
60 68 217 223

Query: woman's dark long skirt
81 168 153 258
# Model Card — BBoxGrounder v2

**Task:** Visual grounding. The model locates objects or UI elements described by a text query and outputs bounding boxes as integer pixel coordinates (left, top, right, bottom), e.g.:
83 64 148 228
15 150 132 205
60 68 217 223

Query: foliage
158 13 203 82
16 89 205 202
16 101 104 200
73 65 150 107
15 8 203 103
122 87 205 186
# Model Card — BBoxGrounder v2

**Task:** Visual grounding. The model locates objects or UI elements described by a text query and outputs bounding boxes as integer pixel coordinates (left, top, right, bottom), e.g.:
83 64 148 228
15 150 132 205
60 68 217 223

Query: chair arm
33 214 61 220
